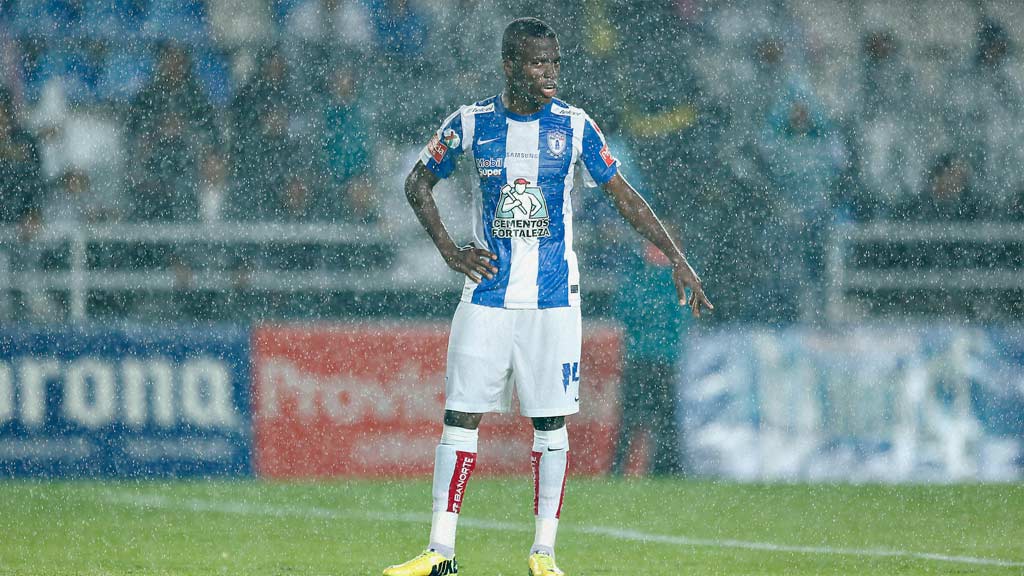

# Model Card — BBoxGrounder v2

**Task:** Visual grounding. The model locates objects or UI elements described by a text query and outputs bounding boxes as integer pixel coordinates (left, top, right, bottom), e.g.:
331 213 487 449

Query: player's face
505 36 560 110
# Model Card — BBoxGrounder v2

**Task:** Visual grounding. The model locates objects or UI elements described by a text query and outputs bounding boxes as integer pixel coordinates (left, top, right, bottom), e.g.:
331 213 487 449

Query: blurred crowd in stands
0 0 1022 322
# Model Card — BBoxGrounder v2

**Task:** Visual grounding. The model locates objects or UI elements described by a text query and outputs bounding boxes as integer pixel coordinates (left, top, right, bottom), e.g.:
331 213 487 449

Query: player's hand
442 245 498 283
672 260 713 318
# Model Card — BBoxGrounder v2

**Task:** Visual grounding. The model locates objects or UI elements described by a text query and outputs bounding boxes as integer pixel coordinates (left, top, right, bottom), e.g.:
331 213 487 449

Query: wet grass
0 477 1022 575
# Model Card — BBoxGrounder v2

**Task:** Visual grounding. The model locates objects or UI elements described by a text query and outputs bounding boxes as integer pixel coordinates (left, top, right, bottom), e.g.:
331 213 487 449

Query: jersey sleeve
580 115 618 187
419 107 466 179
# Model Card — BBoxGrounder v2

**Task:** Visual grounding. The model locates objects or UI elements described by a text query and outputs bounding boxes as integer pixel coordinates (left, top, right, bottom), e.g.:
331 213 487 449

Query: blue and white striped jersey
419 95 619 309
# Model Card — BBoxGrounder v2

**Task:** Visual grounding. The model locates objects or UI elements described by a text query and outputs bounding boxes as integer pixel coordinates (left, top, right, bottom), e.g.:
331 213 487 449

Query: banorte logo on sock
448 451 476 513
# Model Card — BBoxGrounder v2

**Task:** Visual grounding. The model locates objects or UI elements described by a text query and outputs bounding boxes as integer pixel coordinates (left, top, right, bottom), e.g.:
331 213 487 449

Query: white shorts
445 302 582 418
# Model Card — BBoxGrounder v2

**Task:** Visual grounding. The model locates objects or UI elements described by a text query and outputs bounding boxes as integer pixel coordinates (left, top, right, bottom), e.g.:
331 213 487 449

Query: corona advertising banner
0 326 252 477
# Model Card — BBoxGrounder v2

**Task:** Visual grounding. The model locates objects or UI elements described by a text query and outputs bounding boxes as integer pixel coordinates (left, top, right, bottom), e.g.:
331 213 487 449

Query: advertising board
253 323 622 477
682 326 1024 482
0 326 252 477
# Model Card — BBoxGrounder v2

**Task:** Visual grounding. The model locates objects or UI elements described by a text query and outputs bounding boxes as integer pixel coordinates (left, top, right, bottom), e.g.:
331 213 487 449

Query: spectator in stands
9 205 57 322
128 42 215 221
700 154 776 322
132 105 202 221
859 31 916 121
701 31 813 321
748 35 791 126
282 0 374 52
757 87 845 322
369 0 427 58
0 88 46 320
343 176 378 225
573 109 637 274
17 35 53 104
900 152 984 222
1009 189 1024 222
846 30 924 222
716 33 806 143
0 89 44 227
130 41 216 144
280 173 316 221
946 18 1024 212
207 0 273 48
77 39 110 102
319 63 376 223
41 167 107 225
196 149 229 225
229 101 310 220
721 32 810 191
615 3 712 219
230 45 308 220
610 238 688 477
230 44 292 131
365 0 434 138
425 0 506 100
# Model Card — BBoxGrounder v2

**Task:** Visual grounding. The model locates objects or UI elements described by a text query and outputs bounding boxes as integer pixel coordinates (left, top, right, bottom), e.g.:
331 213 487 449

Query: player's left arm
601 173 713 318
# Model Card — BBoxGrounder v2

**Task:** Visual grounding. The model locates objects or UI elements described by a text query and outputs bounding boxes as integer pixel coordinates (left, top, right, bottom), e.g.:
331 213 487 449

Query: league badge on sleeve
547 130 567 158
442 128 461 150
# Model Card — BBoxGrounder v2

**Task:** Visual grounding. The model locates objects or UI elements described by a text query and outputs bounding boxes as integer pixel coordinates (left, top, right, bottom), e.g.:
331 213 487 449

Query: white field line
101 491 1024 569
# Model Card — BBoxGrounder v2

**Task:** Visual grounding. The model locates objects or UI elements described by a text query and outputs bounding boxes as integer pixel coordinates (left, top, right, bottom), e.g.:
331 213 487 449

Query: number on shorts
561 362 579 392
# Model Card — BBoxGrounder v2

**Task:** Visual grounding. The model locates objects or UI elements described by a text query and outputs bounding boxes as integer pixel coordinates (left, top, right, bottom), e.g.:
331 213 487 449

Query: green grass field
0 478 1022 575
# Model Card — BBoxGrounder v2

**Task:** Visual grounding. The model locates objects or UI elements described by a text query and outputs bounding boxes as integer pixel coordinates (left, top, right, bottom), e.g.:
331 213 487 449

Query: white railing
826 222 1024 322
0 222 646 322
0 222 423 321
7 221 1019 323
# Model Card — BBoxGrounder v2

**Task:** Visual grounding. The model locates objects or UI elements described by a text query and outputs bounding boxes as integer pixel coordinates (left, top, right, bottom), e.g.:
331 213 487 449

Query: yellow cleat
383 550 457 576
528 552 565 576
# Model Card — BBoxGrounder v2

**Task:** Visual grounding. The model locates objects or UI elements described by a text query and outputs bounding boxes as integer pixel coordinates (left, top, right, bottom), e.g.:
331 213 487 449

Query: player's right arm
408 107 498 282
405 161 497 283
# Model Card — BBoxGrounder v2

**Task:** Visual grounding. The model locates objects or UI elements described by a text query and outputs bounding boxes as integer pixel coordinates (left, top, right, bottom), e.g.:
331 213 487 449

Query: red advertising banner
253 323 621 478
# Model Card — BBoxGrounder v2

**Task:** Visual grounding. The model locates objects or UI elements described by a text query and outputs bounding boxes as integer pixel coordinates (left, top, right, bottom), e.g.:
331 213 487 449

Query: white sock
428 425 478 558
530 426 568 557
428 511 458 559
533 517 559 557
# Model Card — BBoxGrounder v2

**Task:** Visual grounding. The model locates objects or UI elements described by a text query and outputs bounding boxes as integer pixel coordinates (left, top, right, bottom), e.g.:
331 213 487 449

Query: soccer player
385 17 712 576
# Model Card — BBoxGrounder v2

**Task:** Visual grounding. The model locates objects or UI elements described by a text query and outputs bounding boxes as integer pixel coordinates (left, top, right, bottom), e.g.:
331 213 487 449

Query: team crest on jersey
442 128 461 149
547 130 567 158
492 178 550 239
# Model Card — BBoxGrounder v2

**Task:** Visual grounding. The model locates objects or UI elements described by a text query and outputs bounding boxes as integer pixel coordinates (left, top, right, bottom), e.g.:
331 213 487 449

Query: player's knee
440 424 479 450
532 425 568 452
444 410 482 429
531 416 564 431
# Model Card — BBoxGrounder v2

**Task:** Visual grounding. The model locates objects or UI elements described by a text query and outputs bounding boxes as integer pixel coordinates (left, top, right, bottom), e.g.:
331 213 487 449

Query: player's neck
502 90 544 117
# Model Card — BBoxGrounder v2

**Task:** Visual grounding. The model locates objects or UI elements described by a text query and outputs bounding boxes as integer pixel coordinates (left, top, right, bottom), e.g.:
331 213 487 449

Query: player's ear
502 58 514 79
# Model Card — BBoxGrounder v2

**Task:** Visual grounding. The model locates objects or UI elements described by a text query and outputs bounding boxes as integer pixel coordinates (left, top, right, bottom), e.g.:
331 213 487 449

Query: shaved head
502 17 558 62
